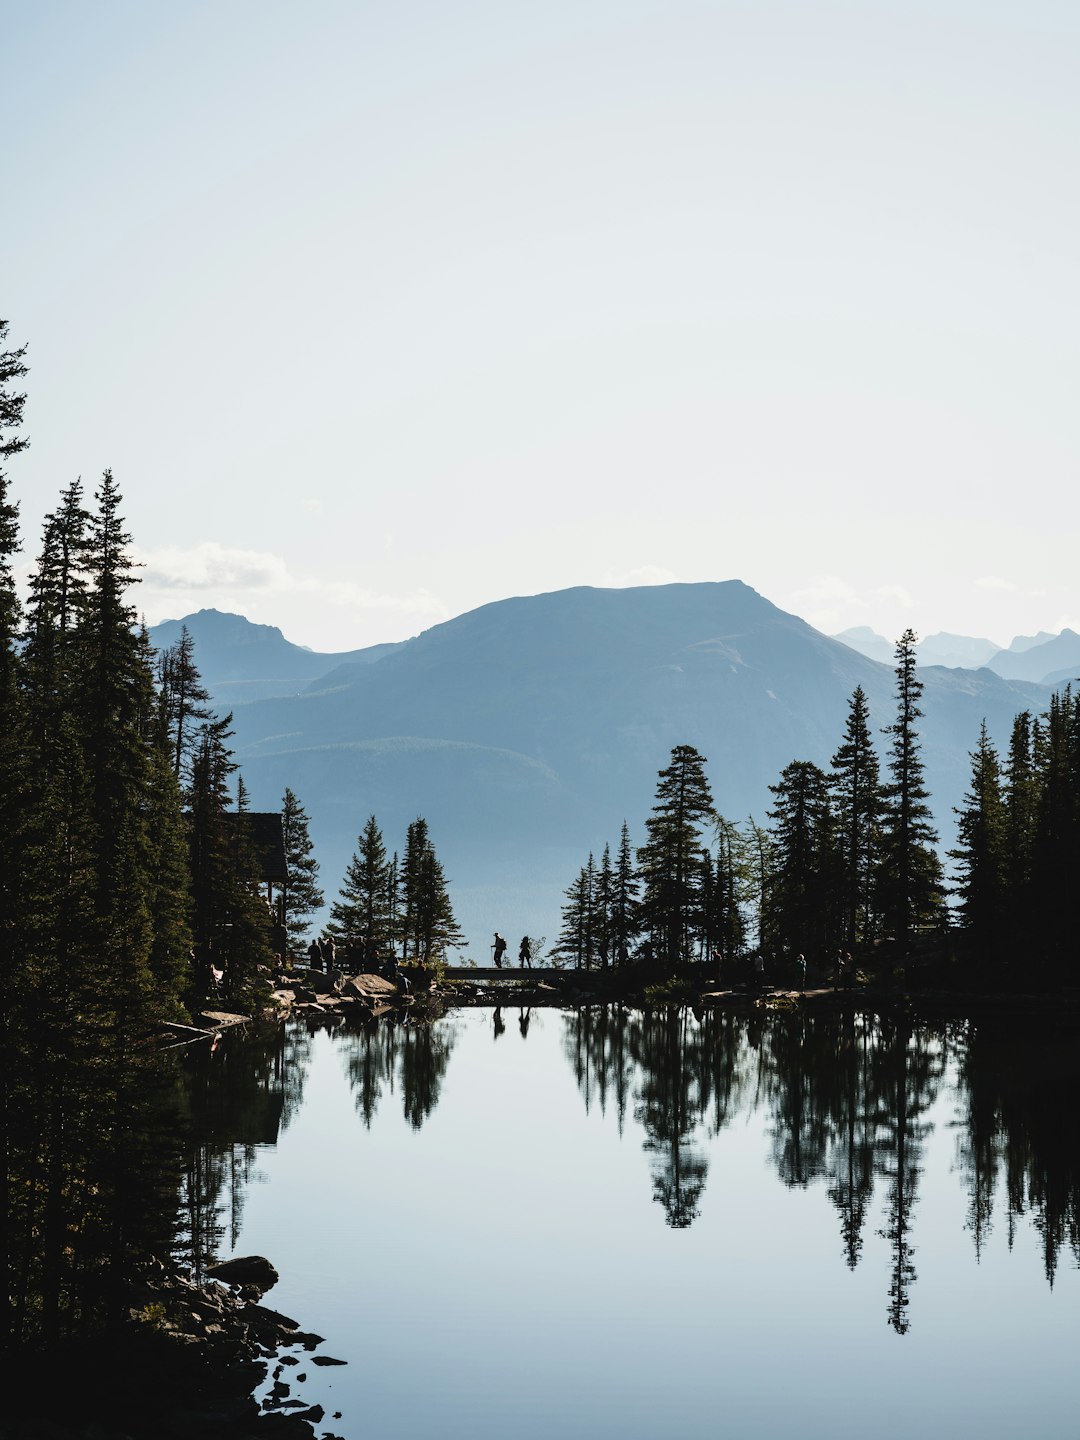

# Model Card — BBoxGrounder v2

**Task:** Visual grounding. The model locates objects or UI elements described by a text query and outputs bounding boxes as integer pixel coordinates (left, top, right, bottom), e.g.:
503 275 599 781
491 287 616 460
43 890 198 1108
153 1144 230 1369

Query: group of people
492 932 532 969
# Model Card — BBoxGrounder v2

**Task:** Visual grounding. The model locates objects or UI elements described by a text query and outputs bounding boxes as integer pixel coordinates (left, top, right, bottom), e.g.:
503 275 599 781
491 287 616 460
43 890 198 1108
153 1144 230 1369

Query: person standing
492 932 507 968
518 936 532 969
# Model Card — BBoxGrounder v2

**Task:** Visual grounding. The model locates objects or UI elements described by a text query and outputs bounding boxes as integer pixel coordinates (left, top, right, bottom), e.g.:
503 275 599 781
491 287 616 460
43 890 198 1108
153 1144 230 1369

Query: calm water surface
189 1006 1080 1439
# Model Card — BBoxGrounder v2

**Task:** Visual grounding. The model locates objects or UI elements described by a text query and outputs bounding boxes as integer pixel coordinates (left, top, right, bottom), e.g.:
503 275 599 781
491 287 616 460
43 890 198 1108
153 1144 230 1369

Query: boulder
205 1255 280 1294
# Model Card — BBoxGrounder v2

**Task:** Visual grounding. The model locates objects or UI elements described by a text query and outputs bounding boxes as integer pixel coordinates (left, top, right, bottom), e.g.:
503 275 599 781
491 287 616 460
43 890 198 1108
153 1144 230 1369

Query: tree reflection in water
337 1012 460 1131
562 1004 1080 1334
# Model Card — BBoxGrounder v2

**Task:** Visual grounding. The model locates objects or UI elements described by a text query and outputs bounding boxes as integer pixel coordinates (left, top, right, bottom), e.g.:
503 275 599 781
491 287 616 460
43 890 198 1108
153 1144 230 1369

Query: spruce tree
157 623 213 780
878 630 944 950
281 786 323 957
951 721 1007 959
767 760 837 960
637 745 716 964
829 685 884 950
611 821 640 963
1002 711 1038 950
556 857 594 969
331 815 393 948
398 817 465 963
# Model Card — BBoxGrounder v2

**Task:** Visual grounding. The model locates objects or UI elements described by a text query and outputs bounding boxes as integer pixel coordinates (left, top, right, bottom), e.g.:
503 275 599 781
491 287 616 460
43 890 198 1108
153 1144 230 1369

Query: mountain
833 626 894 664
182 582 1048 953
986 629 1080 685
147 608 400 706
918 632 999 669
835 626 1000 670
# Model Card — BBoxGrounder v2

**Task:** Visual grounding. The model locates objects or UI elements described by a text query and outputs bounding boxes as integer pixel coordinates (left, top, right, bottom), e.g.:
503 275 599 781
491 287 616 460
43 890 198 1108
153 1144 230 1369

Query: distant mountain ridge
150 583 1051 949
147 608 401 707
835 623 1080 685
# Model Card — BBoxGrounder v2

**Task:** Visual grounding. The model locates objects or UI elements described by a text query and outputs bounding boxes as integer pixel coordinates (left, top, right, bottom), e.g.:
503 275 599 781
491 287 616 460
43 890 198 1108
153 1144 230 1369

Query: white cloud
137 542 292 591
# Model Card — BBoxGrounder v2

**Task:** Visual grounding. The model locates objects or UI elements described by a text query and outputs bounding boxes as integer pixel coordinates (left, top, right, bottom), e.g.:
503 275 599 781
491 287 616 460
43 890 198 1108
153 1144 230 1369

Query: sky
4 0 1079 653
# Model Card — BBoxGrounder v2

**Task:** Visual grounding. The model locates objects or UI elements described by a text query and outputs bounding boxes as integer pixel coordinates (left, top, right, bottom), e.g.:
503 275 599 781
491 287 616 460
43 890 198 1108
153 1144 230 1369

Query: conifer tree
637 745 716 964
611 821 640 963
398 817 464 963
951 722 1007 958
767 760 837 959
711 816 747 961
829 685 884 950
331 815 393 948
1029 686 1080 969
1002 711 1038 951
556 856 595 969
592 843 614 968
157 623 213 780
281 786 323 957
878 630 944 950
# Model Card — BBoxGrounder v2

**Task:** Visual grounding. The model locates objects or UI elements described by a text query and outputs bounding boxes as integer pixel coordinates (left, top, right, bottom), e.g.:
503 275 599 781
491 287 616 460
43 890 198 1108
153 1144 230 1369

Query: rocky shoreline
5 1255 346 1440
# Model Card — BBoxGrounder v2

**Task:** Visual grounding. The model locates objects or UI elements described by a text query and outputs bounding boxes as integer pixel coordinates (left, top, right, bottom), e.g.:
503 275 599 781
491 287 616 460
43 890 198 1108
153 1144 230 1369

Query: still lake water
193 1006 1080 1440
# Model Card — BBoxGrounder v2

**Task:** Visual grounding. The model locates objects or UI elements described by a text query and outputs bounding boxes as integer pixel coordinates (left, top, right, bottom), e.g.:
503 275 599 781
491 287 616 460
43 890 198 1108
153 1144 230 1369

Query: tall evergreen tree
829 685 884 950
767 760 837 959
157 623 213 780
951 722 1007 959
398 817 465 963
281 786 323 957
556 856 595 969
331 815 393 948
637 745 716 964
611 821 640 963
709 816 747 962
1029 686 1080 969
1002 710 1038 951
878 630 944 950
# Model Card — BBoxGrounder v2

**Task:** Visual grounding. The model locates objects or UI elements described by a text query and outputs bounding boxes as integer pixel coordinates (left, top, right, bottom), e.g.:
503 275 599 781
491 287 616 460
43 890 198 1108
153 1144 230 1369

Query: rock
294 1404 325 1422
206 1255 280 1293
311 1355 346 1366
291 1332 325 1350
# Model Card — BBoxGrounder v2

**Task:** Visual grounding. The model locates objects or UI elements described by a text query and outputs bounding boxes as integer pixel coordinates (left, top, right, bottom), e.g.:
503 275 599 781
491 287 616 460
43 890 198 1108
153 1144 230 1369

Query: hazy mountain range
149 585 1061 953
835 624 1080 684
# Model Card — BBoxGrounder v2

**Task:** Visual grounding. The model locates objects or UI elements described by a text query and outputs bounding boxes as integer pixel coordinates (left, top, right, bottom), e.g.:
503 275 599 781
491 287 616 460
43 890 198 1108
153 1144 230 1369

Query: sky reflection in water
207 1007 1080 1440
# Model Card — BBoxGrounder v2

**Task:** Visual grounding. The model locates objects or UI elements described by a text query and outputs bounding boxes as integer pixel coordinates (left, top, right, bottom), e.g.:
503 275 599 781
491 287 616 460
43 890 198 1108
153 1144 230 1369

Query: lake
187 1004 1080 1439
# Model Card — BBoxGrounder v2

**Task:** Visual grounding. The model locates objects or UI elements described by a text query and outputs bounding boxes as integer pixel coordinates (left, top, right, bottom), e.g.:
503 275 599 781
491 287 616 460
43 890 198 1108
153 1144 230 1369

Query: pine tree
711 816 747 961
1002 711 1038 950
398 817 465 963
611 821 640 963
281 786 323 957
1029 686 1080 969
829 686 884 950
767 760 837 959
592 843 614 968
556 857 595 969
951 721 1007 958
637 745 716 965
878 630 944 950
157 623 213 780
331 815 393 949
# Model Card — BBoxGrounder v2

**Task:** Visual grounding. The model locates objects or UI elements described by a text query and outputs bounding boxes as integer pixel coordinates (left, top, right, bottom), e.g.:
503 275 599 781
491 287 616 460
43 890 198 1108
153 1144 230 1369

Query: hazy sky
5 0 1079 651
